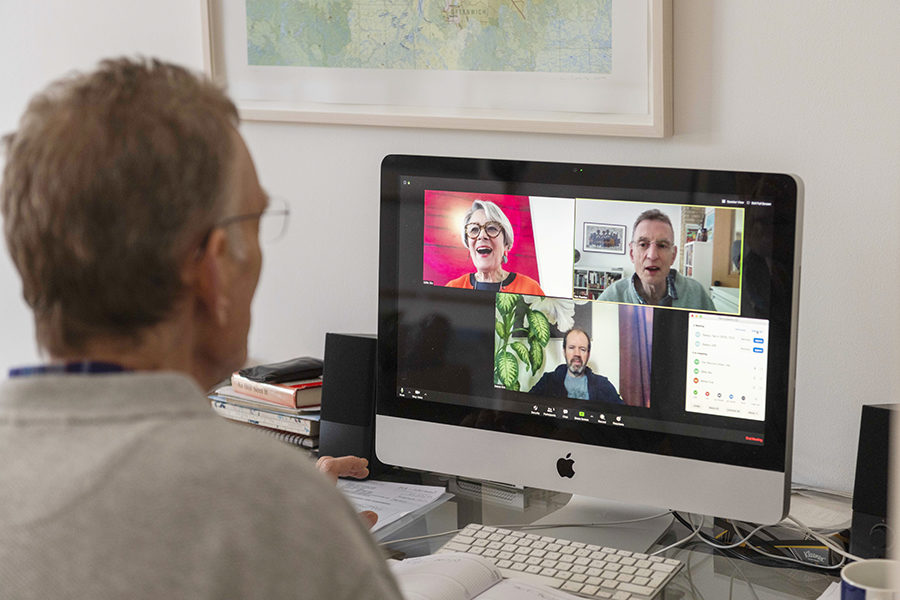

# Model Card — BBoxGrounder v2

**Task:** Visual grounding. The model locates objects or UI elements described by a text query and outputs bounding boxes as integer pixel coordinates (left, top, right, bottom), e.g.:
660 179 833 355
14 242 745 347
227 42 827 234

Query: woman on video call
445 200 545 294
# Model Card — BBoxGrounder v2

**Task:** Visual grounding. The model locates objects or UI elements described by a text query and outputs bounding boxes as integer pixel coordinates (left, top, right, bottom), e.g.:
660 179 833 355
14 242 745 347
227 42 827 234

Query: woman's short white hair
460 200 514 250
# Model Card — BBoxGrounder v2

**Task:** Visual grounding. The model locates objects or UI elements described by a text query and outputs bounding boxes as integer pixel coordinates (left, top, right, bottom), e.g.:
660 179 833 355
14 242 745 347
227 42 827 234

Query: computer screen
376 155 801 524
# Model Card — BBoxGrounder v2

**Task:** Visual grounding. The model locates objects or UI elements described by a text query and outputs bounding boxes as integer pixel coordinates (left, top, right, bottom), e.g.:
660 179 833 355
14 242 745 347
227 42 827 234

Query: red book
230 372 323 408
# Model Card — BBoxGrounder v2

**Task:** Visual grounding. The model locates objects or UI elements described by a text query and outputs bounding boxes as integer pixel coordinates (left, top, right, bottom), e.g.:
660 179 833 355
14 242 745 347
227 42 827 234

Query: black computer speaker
850 403 898 558
319 333 385 476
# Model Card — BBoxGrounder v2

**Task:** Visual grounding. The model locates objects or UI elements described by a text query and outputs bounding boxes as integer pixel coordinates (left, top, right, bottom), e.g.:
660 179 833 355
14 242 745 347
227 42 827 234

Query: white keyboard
437 523 683 600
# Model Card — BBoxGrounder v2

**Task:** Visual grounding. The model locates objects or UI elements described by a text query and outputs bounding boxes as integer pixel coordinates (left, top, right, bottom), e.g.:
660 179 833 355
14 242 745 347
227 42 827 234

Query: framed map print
203 0 671 136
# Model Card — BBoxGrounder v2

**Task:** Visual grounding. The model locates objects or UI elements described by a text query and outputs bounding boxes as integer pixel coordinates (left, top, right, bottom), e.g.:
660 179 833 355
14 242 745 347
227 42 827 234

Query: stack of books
210 371 323 449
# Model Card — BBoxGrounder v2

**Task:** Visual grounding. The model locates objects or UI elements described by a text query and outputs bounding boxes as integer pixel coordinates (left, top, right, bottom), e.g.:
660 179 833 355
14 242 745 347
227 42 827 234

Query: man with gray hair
0 57 402 599
599 209 716 310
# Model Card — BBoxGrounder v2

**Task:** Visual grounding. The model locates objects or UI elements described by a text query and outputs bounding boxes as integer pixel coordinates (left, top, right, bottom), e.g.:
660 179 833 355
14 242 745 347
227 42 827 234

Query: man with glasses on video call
0 57 403 599
599 209 716 311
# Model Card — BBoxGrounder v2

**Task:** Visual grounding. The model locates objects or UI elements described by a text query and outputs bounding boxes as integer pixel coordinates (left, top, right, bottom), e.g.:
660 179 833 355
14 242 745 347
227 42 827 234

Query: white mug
841 559 900 599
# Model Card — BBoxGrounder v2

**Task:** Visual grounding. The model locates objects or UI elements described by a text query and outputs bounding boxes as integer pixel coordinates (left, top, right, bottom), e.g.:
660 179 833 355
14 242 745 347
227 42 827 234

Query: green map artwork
246 0 612 74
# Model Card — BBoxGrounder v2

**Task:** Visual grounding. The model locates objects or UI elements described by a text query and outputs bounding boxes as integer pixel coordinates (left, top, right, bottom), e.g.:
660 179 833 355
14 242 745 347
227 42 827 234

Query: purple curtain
618 305 653 407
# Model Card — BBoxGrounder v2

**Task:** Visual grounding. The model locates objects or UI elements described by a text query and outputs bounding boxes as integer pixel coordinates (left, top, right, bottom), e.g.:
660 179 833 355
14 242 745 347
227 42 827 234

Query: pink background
423 190 540 287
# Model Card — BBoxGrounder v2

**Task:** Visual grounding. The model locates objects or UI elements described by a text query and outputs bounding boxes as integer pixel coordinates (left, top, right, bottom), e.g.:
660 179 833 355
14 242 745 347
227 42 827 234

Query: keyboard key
618 581 654 596
570 565 588 574
540 559 558 569
443 541 469 552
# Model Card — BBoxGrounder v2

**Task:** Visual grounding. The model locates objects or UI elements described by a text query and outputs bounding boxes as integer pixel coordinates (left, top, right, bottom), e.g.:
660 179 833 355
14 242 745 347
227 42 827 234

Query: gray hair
1 57 239 355
633 209 674 238
460 200 514 250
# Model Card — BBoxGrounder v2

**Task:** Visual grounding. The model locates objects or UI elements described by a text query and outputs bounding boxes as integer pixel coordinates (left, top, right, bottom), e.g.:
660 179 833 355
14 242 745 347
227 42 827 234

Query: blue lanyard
8 361 129 378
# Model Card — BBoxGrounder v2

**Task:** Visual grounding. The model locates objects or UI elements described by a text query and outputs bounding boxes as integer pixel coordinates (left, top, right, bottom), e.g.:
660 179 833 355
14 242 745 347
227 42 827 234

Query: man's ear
672 244 678 264
187 228 232 327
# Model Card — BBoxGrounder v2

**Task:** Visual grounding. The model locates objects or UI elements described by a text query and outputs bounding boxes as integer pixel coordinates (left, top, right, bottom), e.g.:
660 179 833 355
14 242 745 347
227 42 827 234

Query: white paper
392 553 582 600
392 553 501 600
816 581 841 600
337 479 449 533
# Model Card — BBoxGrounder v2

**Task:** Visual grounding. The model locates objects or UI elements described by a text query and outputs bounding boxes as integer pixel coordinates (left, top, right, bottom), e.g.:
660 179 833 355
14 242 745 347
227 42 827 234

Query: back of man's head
1 57 239 355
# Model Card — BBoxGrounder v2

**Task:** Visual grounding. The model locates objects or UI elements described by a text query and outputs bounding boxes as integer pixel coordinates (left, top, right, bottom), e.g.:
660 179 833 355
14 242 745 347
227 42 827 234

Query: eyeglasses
465 221 504 240
214 196 290 244
631 239 673 252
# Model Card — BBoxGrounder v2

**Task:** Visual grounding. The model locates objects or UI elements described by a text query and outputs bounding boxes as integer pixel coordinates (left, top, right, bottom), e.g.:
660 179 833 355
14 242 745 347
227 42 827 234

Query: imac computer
376 155 802 525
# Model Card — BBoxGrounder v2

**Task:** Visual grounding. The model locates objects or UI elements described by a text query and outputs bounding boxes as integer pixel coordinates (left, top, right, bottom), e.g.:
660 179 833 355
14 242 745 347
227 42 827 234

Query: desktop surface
379 473 837 600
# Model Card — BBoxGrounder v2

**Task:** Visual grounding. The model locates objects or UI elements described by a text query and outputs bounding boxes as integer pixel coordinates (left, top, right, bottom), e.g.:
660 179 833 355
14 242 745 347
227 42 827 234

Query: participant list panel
684 312 769 421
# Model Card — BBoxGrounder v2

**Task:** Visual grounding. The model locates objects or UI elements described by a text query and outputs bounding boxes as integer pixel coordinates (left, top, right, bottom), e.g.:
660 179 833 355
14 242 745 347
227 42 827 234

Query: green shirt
599 269 717 311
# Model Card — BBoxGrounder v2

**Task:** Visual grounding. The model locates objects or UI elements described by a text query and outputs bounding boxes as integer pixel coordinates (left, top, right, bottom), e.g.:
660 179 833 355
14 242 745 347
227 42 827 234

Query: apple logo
556 453 575 478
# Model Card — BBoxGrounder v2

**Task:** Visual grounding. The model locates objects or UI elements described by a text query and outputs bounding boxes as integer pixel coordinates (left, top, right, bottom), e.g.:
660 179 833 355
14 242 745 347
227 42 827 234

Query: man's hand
316 455 370 481
316 455 378 529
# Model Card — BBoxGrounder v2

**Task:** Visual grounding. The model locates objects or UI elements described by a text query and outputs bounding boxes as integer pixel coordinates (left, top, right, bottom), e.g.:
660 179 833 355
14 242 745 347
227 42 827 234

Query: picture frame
201 0 672 137
584 223 626 254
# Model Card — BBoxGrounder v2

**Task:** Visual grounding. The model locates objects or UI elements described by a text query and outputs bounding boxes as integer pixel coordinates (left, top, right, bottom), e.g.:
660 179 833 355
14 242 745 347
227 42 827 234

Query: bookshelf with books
573 267 624 300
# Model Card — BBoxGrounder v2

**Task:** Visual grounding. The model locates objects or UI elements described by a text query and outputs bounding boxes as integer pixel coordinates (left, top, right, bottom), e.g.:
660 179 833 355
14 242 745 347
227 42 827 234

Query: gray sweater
0 371 403 599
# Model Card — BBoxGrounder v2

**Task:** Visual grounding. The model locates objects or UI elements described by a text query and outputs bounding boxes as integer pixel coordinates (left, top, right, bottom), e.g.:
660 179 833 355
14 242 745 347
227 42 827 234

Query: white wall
1 1 898 494
574 201 682 276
